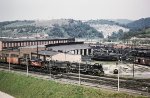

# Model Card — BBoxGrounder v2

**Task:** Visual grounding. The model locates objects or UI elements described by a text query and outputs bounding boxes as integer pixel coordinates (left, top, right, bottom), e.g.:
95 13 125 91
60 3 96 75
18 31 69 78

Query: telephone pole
36 32 38 59
79 61 81 85
9 53 11 71
26 56 29 76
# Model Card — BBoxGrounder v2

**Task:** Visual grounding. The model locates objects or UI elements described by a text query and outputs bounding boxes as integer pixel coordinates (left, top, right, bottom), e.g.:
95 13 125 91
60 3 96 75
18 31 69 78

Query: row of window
2 40 69 48
1 53 19 57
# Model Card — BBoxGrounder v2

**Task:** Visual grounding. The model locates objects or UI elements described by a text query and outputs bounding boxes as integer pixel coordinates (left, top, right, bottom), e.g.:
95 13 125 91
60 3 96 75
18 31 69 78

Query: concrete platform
0 91 14 98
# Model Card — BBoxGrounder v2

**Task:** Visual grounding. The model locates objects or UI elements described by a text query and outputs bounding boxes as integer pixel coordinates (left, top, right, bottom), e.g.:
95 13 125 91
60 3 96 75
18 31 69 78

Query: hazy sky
0 0 150 21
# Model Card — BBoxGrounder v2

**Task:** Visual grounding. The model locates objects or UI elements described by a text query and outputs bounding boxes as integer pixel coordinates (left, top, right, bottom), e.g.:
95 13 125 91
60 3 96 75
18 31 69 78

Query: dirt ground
90 61 150 79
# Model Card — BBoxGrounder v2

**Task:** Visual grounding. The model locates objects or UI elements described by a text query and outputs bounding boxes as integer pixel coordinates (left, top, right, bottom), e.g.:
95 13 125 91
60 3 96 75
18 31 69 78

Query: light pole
117 50 120 92
36 32 39 59
132 37 136 78
49 56 52 78
79 60 81 85
9 53 11 71
26 56 29 76
133 59 135 78
117 60 120 91
65 50 66 61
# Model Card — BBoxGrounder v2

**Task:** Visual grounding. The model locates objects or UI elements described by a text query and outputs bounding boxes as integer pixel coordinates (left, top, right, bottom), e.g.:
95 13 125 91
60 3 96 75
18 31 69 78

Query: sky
0 0 150 22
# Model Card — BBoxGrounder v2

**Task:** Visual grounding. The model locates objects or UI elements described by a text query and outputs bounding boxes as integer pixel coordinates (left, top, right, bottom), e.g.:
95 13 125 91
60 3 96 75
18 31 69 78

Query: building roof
19 45 45 49
32 50 59 56
0 38 75 42
48 44 91 52
45 41 84 47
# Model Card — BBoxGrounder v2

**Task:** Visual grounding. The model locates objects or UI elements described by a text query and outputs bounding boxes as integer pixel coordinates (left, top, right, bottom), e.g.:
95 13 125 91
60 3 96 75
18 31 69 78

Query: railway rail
0 63 150 96
56 73 150 94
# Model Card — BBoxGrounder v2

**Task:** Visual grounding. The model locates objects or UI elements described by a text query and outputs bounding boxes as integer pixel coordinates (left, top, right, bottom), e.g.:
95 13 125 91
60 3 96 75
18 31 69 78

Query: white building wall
74 50 77 55
39 55 44 61
86 49 89 55
91 49 94 55
70 50 75 54
82 49 84 55
78 49 81 55
52 53 81 62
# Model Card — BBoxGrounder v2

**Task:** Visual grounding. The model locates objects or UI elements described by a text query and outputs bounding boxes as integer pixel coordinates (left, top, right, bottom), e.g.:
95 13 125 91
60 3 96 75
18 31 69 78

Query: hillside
127 17 150 31
110 19 132 25
1 18 150 39
114 17 150 39
85 19 129 38
85 19 119 25
0 19 104 39
0 71 147 98
123 28 150 39
105 18 150 40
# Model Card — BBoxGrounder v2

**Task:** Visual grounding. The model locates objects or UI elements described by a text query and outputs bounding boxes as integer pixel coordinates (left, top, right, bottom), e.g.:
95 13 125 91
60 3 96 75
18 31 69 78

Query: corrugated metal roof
48 44 91 52
32 50 59 56
19 45 45 49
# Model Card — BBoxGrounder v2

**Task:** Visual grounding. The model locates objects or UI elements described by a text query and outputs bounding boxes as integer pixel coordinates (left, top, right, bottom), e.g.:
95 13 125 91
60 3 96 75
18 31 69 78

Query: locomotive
0 55 104 76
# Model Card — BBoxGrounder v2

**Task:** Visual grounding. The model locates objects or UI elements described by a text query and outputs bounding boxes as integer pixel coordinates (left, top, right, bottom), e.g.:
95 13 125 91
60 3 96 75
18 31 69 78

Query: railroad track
55 73 150 96
0 63 150 96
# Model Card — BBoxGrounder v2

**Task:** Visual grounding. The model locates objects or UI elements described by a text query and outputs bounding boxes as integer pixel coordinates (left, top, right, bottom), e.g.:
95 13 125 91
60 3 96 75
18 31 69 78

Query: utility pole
36 32 38 59
133 61 134 78
9 53 10 71
117 49 120 92
117 60 120 91
26 56 29 76
79 61 81 85
65 50 66 61
132 37 136 78
49 56 52 78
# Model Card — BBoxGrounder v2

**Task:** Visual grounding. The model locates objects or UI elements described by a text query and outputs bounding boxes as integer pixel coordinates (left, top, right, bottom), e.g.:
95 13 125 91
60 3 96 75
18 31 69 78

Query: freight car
0 55 19 64
0 56 7 63
0 55 104 76
91 54 118 61
129 50 150 66
130 50 150 58
135 57 150 66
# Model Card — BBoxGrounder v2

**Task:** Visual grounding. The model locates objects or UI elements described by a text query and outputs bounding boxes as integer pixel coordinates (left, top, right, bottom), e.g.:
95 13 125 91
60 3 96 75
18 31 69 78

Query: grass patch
0 71 148 98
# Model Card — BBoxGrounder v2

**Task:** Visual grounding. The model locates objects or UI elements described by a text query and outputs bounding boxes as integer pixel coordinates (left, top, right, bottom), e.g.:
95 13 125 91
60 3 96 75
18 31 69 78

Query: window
23 54 29 58
11 54 19 57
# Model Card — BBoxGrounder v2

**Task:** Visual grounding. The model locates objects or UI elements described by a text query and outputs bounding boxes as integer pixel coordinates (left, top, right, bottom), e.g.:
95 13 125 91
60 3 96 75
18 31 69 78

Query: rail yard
0 38 150 97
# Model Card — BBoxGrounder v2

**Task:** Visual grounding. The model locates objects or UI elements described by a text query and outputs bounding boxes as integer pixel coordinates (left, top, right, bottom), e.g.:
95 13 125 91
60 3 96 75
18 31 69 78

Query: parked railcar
6 57 19 64
0 54 105 76
91 54 118 61
0 56 7 63
135 57 150 66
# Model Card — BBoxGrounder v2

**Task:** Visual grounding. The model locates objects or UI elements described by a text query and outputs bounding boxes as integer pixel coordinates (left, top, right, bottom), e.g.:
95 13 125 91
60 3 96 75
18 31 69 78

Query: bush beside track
0 71 148 98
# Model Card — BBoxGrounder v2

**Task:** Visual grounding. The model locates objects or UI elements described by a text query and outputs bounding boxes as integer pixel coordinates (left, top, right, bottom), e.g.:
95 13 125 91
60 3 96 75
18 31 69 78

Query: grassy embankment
0 71 148 98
